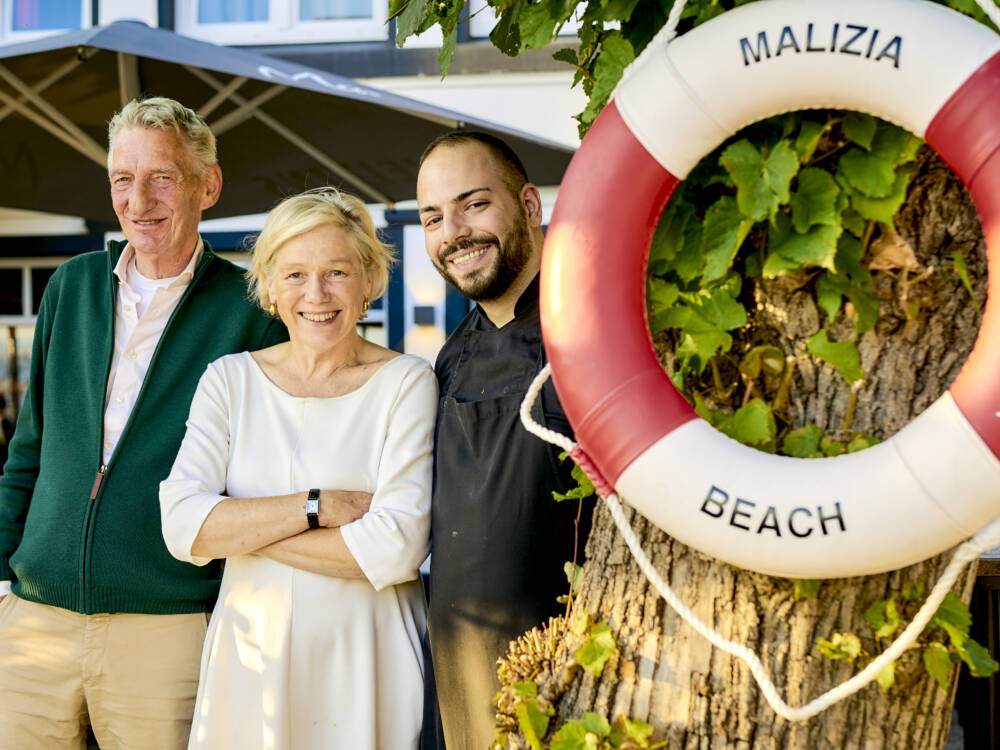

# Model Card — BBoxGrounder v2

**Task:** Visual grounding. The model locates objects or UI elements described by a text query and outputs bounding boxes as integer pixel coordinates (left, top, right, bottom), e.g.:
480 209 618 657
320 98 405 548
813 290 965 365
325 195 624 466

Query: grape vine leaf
807 329 864 384
923 641 955 690
792 578 822 600
817 632 862 661
843 112 877 150
782 424 824 458
790 167 841 233
720 139 799 223
701 196 753 283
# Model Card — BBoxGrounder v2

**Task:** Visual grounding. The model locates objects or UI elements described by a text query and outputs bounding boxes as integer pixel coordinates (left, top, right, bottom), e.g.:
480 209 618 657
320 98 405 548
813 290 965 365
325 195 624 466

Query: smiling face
266 222 373 353
109 126 221 278
417 141 540 305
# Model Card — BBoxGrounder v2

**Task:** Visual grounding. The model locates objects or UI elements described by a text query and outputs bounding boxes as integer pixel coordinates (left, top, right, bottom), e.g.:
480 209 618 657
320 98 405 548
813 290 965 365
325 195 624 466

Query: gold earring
359 297 370 321
267 302 277 317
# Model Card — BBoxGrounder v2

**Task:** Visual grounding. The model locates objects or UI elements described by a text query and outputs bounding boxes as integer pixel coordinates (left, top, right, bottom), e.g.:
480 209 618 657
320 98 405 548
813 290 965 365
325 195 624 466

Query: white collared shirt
102 241 204 464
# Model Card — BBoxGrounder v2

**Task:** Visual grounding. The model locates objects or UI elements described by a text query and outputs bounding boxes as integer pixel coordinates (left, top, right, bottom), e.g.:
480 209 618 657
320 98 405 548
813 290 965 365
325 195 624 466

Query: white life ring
540 0 1000 578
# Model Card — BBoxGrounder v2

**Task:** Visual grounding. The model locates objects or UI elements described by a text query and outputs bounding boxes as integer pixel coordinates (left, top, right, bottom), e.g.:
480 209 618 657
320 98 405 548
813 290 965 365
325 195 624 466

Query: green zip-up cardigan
0 240 287 615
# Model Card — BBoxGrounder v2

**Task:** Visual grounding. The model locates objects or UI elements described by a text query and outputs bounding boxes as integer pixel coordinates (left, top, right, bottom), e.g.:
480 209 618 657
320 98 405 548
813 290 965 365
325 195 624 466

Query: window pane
198 0 268 23
0 270 22 316
300 0 371 21
30 268 56 315
12 0 81 31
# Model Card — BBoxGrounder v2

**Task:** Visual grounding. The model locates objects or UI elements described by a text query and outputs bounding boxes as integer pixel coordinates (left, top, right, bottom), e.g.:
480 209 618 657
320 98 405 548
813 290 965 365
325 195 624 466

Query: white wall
360 71 584 150
99 0 158 26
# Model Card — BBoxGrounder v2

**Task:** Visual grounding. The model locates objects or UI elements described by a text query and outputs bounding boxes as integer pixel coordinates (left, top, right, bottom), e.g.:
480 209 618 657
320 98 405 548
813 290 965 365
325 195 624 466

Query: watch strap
306 488 321 529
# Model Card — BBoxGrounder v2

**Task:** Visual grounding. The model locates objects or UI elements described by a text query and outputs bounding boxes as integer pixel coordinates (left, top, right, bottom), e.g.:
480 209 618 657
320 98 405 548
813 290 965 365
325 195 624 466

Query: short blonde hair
107 97 217 173
247 188 396 309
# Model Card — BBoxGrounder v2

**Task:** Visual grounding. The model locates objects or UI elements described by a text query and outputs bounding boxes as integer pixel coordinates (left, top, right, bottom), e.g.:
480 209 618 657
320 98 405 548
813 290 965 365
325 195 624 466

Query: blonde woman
160 188 435 749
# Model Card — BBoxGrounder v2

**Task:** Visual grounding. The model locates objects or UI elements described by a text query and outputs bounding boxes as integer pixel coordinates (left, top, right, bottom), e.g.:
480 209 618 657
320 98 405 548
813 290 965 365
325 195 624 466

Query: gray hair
247 188 396 309
107 97 217 173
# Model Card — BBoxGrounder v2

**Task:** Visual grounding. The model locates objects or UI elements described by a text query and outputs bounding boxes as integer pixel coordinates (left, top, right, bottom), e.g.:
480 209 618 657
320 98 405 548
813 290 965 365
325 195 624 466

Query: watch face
306 499 319 514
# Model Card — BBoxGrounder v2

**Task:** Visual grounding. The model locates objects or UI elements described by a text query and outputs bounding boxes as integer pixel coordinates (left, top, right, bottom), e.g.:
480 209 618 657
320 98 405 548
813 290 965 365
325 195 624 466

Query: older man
0 97 286 749
417 132 589 750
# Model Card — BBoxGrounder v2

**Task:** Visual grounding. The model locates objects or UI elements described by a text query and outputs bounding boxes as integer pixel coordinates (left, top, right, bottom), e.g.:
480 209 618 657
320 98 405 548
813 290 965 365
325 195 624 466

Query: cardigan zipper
89 466 107 500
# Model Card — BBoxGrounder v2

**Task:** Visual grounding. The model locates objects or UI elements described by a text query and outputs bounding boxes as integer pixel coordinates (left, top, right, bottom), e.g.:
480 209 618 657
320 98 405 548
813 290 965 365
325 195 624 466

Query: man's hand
318 491 372 528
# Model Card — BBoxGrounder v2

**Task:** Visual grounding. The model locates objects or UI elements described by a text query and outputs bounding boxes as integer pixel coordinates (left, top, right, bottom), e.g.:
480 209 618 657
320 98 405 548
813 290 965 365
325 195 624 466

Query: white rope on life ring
539 0 1000 580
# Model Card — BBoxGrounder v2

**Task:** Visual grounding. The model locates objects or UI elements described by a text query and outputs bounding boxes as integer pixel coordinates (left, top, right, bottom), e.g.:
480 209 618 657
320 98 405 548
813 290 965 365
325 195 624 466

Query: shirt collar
113 239 205 290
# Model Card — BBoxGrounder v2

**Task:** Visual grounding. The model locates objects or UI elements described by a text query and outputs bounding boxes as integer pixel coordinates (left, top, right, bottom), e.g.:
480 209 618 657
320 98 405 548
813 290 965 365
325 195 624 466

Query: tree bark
502 148 987 748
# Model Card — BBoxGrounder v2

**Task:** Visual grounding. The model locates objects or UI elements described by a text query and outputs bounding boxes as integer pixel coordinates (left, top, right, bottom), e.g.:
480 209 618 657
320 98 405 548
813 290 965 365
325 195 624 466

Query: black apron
426 320 579 750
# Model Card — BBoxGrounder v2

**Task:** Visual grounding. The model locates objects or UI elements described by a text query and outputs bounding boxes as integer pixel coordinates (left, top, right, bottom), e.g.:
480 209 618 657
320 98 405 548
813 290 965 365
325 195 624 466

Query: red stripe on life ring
927 50 1000 457
540 101 694 485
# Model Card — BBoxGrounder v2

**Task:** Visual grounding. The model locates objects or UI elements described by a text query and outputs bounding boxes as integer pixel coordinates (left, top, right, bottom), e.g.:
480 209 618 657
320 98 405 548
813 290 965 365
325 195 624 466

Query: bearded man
416 132 588 750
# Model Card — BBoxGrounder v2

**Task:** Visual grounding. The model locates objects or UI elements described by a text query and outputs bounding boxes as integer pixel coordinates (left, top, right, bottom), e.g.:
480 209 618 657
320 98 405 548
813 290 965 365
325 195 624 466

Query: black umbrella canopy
0 21 574 224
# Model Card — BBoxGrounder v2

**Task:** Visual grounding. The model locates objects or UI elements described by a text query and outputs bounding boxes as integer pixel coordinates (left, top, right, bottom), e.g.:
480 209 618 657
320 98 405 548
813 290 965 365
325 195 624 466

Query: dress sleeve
159 359 231 566
340 359 437 591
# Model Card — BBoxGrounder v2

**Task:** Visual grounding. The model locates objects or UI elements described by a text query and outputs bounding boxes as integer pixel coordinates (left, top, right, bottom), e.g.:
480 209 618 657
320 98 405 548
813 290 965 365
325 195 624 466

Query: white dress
159 352 436 750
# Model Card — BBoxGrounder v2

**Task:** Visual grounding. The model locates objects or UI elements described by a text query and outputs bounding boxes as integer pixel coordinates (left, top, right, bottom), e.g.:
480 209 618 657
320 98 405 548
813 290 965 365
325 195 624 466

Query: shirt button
116 396 124 404
128 351 137 359
123 304 132 312
104 441 111 450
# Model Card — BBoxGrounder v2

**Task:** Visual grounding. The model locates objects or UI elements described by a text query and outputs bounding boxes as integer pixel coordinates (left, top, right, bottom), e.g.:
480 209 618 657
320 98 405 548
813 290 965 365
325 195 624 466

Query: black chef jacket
425 275 589 750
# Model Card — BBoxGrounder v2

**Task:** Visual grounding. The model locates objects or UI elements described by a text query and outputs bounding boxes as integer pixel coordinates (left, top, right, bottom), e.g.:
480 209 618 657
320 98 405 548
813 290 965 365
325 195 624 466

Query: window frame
1 0 91 44
175 0 389 45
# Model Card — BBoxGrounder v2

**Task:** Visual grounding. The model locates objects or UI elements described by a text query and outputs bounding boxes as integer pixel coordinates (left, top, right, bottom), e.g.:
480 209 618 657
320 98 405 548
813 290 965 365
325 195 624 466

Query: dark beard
436 211 532 302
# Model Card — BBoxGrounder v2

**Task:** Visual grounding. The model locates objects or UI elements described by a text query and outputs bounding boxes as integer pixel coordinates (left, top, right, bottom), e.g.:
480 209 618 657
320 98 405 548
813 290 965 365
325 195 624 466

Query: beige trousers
0 593 209 750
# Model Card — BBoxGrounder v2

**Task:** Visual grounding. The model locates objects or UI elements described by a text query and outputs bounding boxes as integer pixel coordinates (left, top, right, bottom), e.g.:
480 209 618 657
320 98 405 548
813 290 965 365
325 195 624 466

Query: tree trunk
503 148 987 748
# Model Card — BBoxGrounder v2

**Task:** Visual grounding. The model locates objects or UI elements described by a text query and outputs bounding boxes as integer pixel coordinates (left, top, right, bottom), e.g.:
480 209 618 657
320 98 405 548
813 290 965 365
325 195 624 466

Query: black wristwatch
306 488 320 529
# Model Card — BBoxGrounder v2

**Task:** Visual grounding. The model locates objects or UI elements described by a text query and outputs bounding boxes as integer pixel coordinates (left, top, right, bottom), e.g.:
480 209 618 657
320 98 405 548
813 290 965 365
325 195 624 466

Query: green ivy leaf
795 119 826 162
438 18 460 76
923 641 954 690
838 147 896 199
821 437 846 456
576 621 618 677
792 578 822 600
902 580 925 601
876 661 896 692
611 716 654 745
816 271 846 322
647 279 680 334
687 286 748 331
393 0 435 45
817 632 862 661
932 592 973 641
519 2 558 50
515 698 551 750
564 561 585 596
490 0 526 56
843 112 877 150
847 163 917 227
790 168 841 233
720 139 799 223
701 196 753 283
719 398 776 452
875 661 896 693
807 329 864 384
771 223 842 272
846 434 879 452
649 198 696 276
782 424 824 458
865 597 902 639
957 637 1000 678
550 721 599 750
579 32 634 127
